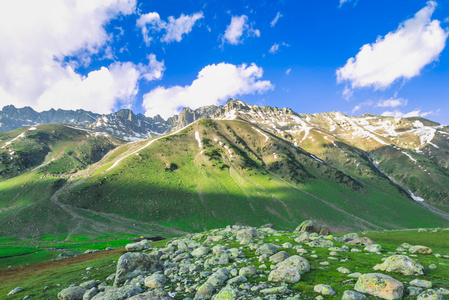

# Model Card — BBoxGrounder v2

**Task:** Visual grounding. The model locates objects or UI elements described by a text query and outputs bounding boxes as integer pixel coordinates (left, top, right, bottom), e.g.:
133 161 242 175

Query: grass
0 233 138 269
0 239 169 299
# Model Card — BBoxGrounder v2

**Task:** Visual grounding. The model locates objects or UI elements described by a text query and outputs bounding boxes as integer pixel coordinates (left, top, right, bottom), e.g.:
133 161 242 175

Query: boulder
364 244 382 253
409 245 433 255
417 289 443 300
268 268 301 283
191 246 210 258
114 252 162 286
83 287 98 300
215 286 238 300
194 282 215 299
269 251 290 263
337 267 352 274
125 240 152 252
308 238 334 248
355 273 403 300
7 287 25 296
314 284 336 295
127 289 174 300
144 273 167 288
58 286 87 300
410 279 432 288
294 220 330 235
373 255 424 275
239 266 256 277
342 290 367 300
255 243 278 255
206 269 229 287
275 255 310 275
91 286 142 300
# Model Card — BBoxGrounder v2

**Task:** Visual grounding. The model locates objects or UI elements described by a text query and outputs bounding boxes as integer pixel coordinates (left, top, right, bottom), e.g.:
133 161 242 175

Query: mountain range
1 100 449 238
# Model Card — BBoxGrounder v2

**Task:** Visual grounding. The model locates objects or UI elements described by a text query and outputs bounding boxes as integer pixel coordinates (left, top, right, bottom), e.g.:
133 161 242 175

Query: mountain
1 100 449 239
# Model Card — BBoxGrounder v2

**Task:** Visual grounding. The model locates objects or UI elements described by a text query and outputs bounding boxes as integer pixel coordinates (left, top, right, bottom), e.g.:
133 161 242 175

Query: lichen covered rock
354 273 403 300
373 255 424 275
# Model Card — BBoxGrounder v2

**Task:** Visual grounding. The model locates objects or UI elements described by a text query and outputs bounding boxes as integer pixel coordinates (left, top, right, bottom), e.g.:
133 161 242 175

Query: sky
0 0 448 124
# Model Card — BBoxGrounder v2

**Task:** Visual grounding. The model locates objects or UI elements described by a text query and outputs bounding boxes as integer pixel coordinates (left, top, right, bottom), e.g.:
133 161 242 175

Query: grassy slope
60 120 449 234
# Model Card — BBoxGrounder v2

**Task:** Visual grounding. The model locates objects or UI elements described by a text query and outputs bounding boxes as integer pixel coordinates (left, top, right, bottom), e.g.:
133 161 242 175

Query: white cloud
337 1 448 90
381 109 437 118
141 54 165 81
137 11 203 45
269 43 280 54
37 62 140 112
143 63 273 119
222 15 260 45
0 0 145 113
270 12 283 27
286 68 291 75
376 97 408 108
269 42 289 54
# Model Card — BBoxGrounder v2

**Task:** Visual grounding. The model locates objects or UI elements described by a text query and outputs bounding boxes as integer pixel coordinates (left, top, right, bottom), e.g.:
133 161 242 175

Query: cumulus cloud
141 54 165 81
286 68 292 75
0 0 146 113
136 11 203 45
270 12 283 27
143 63 273 119
376 97 408 108
381 109 437 118
337 1 448 90
222 15 260 45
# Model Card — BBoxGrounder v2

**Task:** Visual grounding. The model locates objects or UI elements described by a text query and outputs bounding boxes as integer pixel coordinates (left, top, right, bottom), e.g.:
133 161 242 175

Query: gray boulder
355 273 403 300
314 284 335 295
215 286 238 300
194 282 215 299
275 255 310 275
114 252 162 286
373 255 424 275
268 269 300 283
239 266 256 277
255 243 278 255
58 286 87 300
83 287 98 300
125 240 152 252
191 246 210 258
342 290 367 300
91 286 142 300
127 289 174 300
409 245 433 255
294 220 330 235
7 287 25 296
410 279 432 288
144 273 167 288
269 251 290 263
417 289 442 300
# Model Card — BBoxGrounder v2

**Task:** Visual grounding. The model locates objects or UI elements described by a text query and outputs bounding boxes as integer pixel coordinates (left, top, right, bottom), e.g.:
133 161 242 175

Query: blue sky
0 0 448 123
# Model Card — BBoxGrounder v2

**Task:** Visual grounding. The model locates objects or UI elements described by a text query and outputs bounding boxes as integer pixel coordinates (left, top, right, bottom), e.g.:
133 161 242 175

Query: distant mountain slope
1 100 449 238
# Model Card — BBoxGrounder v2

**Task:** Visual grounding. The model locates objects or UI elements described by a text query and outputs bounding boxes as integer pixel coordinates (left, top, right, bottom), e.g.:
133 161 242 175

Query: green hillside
1 119 448 239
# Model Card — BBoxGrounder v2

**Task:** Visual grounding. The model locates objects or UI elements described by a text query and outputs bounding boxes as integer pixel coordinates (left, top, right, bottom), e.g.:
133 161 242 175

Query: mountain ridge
1 100 449 238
